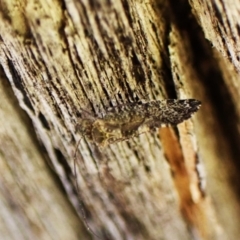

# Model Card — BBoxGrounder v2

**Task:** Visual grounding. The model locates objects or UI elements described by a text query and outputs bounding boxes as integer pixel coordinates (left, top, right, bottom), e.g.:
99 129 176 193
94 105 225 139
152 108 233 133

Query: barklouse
77 99 201 147
73 98 201 238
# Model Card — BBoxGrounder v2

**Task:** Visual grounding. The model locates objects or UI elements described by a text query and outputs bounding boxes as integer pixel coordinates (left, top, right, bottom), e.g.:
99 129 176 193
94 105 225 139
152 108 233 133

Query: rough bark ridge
0 0 240 240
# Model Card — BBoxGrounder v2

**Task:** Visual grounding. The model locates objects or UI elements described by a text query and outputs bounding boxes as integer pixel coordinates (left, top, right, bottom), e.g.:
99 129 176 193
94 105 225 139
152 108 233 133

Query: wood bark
0 0 240 240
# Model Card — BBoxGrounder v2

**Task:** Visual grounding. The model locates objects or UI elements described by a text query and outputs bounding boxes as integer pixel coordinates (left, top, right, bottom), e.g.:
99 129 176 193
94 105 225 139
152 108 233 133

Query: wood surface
0 0 240 239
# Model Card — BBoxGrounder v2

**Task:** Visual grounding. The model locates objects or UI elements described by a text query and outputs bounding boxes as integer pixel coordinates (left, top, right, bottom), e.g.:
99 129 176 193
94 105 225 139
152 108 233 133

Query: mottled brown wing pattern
77 99 201 147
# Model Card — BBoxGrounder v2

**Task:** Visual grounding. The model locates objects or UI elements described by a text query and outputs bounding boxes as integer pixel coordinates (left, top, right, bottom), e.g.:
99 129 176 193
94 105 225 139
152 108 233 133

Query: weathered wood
0 70 91 240
0 0 240 239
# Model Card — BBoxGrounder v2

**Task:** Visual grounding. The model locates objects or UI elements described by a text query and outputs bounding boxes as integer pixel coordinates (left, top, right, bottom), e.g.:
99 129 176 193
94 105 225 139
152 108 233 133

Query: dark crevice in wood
169 0 240 197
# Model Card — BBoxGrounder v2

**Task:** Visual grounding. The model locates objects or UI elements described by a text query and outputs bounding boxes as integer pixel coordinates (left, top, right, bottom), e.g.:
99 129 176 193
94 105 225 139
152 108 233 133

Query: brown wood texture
0 0 240 240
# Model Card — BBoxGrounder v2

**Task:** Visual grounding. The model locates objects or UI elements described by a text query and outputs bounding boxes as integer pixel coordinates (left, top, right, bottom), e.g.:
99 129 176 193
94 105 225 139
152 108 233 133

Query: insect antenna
73 138 103 239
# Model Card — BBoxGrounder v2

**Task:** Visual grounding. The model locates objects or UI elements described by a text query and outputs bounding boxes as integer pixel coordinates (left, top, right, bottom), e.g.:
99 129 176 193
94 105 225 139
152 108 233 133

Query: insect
74 98 201 238
77 99 201 147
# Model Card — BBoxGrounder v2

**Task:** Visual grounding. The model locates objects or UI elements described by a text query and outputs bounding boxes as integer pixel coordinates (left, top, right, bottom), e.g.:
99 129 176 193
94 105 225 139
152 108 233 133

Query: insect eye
92 126 106 145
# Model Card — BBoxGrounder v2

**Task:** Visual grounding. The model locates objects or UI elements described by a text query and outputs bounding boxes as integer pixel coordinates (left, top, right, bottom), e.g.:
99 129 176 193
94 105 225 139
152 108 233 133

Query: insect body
78 99 201 147
74 98 201 238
